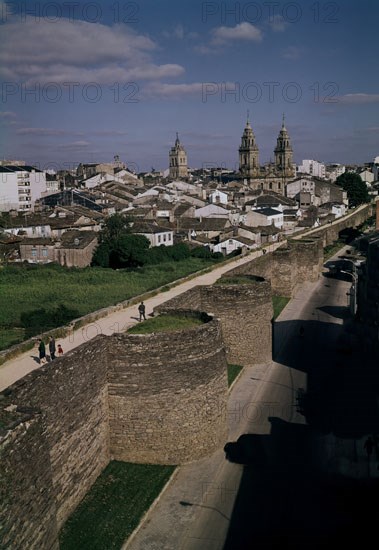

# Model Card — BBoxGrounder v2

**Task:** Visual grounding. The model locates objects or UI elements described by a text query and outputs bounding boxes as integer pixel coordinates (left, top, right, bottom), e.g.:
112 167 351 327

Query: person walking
49 336 56 360
138 301 146 321
57 344 64 357
38 339 47 364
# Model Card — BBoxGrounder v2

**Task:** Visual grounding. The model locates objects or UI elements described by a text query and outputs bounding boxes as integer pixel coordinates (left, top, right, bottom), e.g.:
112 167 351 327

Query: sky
0 0 378 172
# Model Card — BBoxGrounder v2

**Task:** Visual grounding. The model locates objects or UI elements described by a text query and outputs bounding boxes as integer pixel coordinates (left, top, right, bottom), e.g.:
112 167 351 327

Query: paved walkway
0 243 282 392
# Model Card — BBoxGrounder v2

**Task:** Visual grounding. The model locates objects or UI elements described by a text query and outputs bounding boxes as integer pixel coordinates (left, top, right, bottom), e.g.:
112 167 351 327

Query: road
126 249 379 550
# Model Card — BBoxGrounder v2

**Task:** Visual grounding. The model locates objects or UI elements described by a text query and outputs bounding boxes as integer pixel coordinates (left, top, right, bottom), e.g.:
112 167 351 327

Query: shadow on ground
223 417 379 550
222 310 379 548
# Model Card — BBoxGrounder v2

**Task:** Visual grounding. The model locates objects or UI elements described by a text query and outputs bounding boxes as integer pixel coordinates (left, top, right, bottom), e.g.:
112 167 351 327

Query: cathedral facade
239 117 295 194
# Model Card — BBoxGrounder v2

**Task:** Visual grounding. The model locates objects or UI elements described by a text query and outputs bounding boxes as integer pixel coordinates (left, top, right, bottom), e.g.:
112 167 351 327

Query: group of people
37 303 148 364
37 336 63 364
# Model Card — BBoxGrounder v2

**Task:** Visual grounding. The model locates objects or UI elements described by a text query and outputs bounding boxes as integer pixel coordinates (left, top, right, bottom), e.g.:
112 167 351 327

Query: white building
359 170 374 184
195 204 229 219
213 236 256 255
0 165 47 212
286 176 315 199
297 159 326 179
373 156 379 181
244 207 284 228
326 164 345 182
132 222 174 247
208 190 228 205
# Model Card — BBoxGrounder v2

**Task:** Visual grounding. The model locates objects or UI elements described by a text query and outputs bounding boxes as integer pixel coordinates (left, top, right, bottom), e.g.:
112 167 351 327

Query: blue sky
0 0 378 172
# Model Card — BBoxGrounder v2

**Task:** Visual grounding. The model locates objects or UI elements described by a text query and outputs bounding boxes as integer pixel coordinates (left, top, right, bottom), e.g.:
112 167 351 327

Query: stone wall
0 412 59 550
0 337 110 545
297 203 373 246
290 238 324 286
155 278 273 366
107 312 228 464
0 313 229 546
225 239 323 297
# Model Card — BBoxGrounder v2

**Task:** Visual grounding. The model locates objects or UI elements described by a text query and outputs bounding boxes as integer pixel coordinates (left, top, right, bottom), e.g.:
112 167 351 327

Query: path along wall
0 313 228 547
155 278 273 366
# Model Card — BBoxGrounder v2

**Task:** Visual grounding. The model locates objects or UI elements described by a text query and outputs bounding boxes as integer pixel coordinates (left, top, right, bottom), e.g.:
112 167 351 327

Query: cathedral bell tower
274 115 294 177
239 114 260 178
169 133 188 180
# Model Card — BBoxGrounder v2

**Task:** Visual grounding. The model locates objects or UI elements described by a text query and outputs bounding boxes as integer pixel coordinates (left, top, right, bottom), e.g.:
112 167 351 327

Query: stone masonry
0 313 228 548
108 312 228 464
156 277 273 365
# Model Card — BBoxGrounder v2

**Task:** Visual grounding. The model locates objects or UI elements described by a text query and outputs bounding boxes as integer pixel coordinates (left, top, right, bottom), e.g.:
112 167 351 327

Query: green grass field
127 314 204 334
214 276 256 285
59 461 176 550
0 258 217 350
272 296 290 320
227 364 243 387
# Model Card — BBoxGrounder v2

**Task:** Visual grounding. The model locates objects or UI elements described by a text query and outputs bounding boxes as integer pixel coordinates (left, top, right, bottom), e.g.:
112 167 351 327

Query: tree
109 234 150 269
92 214 149 268
91 242 111 267
335 172 370 206
101 213 131 243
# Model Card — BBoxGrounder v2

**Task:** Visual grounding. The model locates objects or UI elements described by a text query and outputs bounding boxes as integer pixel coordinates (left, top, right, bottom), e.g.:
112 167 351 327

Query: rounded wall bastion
107 311 229 465
210 275 273 365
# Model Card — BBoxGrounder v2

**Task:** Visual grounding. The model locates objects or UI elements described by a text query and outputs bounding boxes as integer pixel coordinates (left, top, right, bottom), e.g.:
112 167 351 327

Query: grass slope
0 258 216 350
59 461 176 550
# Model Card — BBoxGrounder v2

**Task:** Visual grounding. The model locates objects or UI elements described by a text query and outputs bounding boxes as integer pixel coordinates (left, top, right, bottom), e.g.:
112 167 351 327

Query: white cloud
162 24 198 41
144 82 205 98
211 22 263 45
281 46 302 60
339 93 379 104
143 81 238 100
61 141 90 149
0 17 184 84
92 130 129 136
16 128 78 136
0 111 16 118
268 15 288 32
173 24 184 40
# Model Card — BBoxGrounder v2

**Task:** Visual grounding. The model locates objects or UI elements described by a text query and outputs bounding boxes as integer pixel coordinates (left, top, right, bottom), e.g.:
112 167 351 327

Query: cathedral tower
274 115 294 177
239 115 260 178
169 133 188 180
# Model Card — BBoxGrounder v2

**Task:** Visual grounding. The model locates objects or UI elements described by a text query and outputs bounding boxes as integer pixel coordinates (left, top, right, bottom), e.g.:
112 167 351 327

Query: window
168 233 171 241
158 235 161 243
163 234 166 242
31 248 37 257
42 248 48 257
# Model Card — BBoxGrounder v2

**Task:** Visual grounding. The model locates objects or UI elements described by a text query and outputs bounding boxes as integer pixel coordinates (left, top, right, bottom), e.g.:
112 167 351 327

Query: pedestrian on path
49 336 56 360
138 301 146 321
38 339 47 365
57 344 64 357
